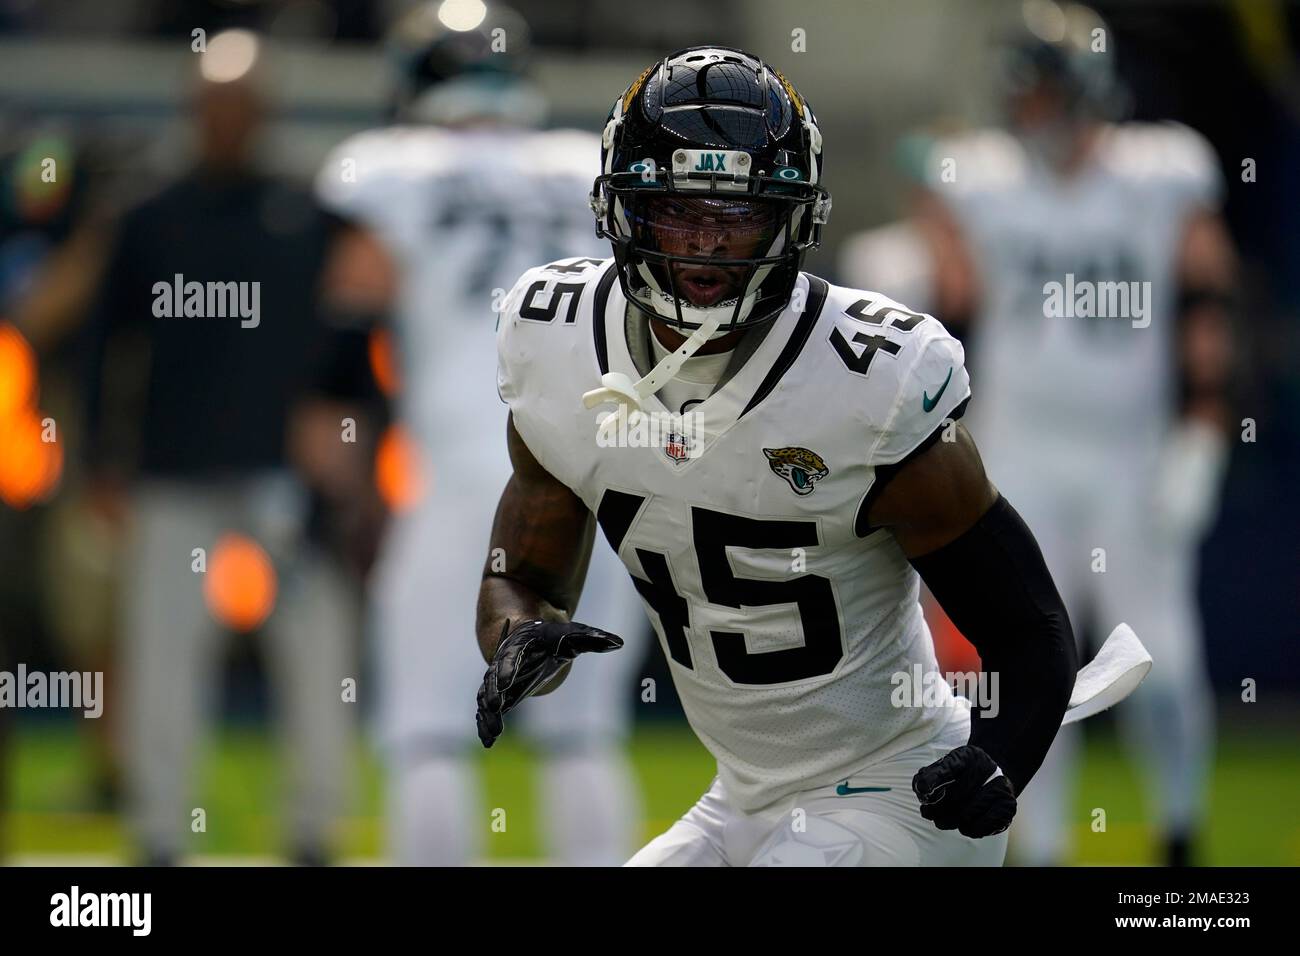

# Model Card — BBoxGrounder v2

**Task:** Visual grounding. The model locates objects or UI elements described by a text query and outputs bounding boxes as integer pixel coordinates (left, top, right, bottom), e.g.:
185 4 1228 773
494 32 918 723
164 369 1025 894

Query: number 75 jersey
497 258 972 812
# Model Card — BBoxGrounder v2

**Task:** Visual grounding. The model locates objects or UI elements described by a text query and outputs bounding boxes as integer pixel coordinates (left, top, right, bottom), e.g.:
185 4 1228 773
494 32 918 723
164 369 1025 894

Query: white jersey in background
926 122 1221 454
316 125 646 865
317 126 606 462
903 121 1224 866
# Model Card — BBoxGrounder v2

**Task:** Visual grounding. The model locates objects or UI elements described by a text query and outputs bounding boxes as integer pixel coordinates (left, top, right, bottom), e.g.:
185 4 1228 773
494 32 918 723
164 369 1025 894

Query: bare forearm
475 421 596 663
472 457 621 743
475 514 593 698
476 575 568 663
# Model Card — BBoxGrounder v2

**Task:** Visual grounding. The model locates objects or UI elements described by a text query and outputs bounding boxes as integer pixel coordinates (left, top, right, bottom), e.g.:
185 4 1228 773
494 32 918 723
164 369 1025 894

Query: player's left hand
912 744 1016 839
476 618 623 748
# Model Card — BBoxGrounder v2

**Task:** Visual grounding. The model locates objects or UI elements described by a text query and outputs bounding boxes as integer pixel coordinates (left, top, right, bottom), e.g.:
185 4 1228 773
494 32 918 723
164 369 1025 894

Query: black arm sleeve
909 494 1078 795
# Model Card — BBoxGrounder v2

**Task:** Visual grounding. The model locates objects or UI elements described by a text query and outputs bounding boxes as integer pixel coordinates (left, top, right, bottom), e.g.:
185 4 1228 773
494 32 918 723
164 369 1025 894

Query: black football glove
912 744 1017 839
476 618 623 748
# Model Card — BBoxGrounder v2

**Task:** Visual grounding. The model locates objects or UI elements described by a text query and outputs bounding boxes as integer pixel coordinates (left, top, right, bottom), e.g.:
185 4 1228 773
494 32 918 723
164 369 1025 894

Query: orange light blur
0 322 61 509
0 322 36 419
924 592 980 675
374 423 427 512
0 406 63 509
368 327 400 397
204 532 278 632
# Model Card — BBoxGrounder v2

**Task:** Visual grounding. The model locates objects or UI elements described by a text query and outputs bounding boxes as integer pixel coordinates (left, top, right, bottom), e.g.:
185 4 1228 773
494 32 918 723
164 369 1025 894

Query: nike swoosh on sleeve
922 367 954 413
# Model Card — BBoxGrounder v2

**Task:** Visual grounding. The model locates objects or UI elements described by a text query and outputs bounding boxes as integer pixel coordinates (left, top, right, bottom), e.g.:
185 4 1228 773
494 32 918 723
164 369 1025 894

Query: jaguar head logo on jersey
763 446 829 496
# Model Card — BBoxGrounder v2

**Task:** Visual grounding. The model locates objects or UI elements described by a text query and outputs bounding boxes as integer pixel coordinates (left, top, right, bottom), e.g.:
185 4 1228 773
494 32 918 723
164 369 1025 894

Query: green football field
4 718 1297 865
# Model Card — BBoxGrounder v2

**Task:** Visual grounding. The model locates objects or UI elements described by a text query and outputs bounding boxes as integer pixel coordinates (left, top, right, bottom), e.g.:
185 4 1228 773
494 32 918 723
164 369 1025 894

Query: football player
314 1 645 865
475 46 1094 866
841 1 1235 866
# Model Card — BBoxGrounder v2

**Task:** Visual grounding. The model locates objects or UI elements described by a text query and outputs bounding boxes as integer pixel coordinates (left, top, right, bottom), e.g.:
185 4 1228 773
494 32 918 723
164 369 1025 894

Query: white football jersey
315 125 605 463
926 122 1221 450
498 258 972 811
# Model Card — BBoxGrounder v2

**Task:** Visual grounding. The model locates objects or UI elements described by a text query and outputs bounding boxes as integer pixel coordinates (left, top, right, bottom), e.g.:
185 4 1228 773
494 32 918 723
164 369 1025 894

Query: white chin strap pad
582 314 722 439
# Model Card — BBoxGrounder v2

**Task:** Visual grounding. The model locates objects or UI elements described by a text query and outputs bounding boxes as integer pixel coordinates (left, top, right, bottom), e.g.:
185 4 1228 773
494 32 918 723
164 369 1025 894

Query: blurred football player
469 45 1159 867
840 1 1236 865
314 1 645 865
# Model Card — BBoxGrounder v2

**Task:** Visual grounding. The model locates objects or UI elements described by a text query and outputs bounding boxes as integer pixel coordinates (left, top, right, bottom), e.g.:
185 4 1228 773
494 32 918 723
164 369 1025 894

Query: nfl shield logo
664 431 691 463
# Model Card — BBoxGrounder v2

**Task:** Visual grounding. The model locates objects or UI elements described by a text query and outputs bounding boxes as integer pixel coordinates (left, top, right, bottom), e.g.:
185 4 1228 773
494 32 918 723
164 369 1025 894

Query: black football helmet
386 1 537 125
590 46 831 333
1000 1 1127 124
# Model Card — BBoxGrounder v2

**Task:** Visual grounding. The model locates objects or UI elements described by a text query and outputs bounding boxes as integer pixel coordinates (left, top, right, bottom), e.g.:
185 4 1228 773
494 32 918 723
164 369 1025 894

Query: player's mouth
673 265 740 308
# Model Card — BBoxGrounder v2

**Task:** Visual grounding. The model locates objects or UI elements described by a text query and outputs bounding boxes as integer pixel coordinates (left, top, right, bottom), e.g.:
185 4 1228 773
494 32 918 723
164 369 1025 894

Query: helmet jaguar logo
622 64 655 113
763 447 829 496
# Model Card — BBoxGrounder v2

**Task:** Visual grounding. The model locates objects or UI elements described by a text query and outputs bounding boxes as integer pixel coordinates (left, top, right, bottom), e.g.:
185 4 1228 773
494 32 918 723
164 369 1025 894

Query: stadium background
0 0 1296 864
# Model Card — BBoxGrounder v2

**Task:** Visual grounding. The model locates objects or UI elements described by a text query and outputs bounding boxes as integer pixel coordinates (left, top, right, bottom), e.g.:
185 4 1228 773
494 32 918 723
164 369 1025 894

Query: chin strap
581 314 720 440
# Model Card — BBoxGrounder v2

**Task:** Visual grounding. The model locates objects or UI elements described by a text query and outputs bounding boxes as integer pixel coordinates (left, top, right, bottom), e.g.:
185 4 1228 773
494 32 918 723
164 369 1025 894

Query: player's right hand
475 619 623 748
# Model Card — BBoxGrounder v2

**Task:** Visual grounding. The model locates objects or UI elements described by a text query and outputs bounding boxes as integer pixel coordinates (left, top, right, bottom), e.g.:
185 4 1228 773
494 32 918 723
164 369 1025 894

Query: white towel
1060 623 1153 726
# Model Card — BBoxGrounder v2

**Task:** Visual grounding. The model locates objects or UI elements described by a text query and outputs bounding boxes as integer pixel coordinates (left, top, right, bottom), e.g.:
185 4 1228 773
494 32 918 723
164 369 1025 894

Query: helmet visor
634 196 781 257
628 195 784 310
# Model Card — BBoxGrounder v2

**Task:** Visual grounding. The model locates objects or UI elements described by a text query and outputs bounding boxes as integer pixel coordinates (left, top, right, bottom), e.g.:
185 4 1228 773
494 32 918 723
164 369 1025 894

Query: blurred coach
82 31 369 864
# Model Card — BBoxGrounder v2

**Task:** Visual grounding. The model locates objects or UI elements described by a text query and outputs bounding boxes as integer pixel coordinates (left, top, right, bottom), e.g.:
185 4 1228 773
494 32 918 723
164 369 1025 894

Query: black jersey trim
739 274 829 420
853 396 970 538
592 262 619 375
595 488 647 553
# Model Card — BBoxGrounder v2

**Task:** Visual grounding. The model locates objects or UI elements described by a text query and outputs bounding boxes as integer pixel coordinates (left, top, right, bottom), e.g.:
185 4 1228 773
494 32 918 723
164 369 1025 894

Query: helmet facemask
593 168 829 334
